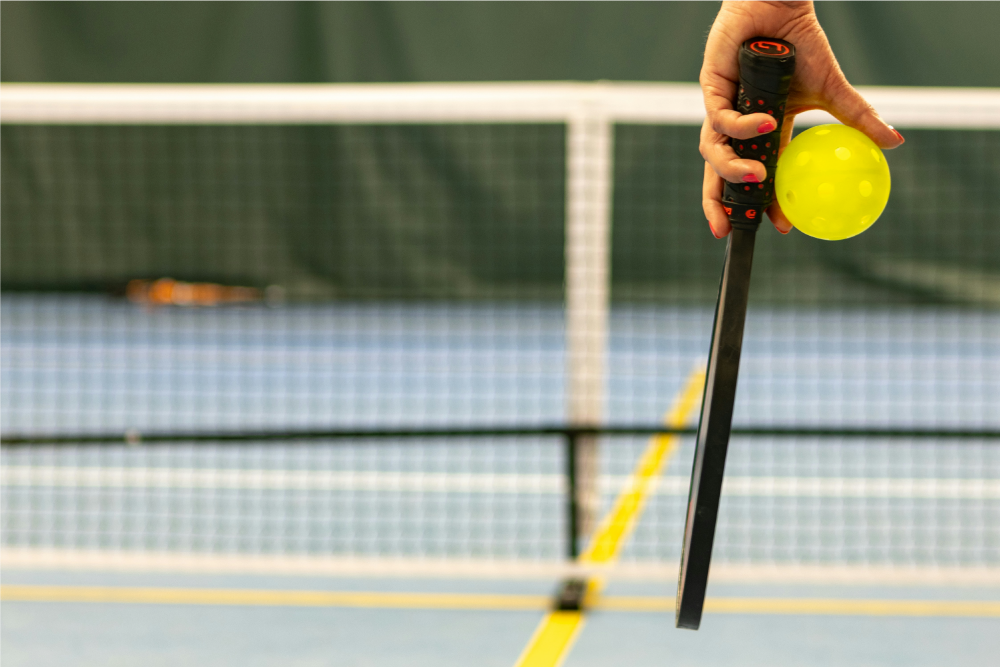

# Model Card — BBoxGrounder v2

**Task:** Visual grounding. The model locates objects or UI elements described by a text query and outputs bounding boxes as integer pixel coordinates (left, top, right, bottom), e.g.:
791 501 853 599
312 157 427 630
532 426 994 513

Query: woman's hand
700 1 905 238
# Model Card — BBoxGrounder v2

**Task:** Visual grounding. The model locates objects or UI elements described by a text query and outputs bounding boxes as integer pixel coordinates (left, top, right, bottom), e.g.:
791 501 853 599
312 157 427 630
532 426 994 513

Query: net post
565 107 613 540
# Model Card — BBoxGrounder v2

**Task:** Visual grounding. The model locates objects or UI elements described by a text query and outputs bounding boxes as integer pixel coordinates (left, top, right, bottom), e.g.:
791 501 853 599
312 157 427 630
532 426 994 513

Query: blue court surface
3 296 998 433
3 570 999 667
2 295 999 665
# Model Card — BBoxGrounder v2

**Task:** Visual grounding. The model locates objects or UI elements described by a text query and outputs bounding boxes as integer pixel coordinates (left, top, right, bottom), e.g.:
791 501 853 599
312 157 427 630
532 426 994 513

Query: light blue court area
2 295 999 665
1 577 542 667
575 593 1000 667
2 571 999 667
2 295 998 433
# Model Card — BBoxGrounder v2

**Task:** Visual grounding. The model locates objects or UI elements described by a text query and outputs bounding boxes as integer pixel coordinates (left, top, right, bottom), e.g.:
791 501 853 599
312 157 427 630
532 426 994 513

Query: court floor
3 569 999 667
2 296 999 664
3 296 997 434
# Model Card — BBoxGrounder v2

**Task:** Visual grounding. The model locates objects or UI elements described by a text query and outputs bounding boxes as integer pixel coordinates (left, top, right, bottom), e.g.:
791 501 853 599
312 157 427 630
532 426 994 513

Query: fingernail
779 225 792 235
757 121 776 133
708 222 723 239
742 174 760 183
890 126 905 144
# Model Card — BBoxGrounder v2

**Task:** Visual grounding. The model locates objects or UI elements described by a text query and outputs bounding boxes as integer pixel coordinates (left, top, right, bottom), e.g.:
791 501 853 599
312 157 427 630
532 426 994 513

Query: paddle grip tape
722 38 796 231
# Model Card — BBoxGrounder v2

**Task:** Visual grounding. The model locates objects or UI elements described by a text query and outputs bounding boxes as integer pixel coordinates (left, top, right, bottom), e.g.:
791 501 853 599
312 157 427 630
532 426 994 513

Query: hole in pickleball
860 215 872 225
871 149 881 162
836 147 851 160
859 181 873 197
816 129 831 136
786 191 797 204
796 152 811 167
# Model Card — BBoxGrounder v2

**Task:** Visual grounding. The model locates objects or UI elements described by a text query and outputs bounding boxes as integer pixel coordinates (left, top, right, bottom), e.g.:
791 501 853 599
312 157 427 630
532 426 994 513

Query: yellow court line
703 597 1000 618
596 596 1000 617
511 611 585 667
580 368 705 568
3 586 999 618
514 368 706 667
0 585 548 611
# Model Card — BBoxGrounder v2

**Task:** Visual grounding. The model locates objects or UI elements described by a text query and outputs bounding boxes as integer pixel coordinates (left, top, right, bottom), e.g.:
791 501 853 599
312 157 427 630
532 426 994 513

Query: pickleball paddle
676 37 796 631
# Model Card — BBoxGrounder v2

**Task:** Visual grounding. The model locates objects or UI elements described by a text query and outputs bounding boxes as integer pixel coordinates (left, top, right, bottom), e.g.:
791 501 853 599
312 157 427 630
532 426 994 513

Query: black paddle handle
721 38 796 230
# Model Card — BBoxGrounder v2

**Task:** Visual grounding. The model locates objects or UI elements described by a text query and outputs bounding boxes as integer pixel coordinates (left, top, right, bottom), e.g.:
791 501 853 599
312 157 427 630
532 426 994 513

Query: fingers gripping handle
722 38 796 231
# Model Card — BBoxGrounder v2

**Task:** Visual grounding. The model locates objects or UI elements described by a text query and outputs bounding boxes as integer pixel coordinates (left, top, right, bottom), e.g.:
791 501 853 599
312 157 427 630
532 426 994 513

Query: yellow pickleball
775 124 891 241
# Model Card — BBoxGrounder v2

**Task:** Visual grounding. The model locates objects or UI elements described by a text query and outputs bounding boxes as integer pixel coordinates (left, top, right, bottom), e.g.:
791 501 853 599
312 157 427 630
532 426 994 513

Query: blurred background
2 3 999 667
3 2 1000 302
4 1 999 84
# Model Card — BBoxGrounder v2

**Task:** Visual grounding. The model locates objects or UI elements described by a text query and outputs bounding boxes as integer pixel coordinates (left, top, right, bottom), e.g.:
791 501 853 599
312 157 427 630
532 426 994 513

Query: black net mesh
2 110 997 569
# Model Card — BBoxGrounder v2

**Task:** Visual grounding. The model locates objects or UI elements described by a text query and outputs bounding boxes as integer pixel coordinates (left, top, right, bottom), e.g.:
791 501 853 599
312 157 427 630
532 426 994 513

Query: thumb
825 77 904 149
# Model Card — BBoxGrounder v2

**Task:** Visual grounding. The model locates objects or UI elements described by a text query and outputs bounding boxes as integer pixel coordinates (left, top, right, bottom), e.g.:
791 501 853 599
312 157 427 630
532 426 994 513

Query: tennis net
2 83 999 578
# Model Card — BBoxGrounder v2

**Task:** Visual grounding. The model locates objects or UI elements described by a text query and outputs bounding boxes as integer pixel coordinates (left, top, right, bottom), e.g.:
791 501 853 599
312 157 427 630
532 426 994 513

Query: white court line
665 476 1000 500
3 548 999 585
0 467 564 493
3 467 998 499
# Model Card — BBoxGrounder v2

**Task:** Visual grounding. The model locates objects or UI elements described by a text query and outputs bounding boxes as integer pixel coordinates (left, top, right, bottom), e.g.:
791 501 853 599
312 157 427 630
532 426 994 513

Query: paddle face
676 37 795 631
675 227 755 629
